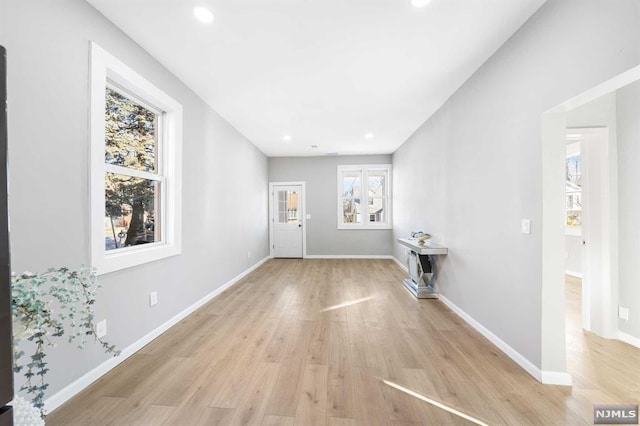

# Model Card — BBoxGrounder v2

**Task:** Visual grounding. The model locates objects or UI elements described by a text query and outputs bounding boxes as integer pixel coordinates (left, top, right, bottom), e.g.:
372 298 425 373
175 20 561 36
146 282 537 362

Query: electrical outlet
150 291 158 307
96 320 107 338
247 251 251 258
521 219 531 234
306 214 311 220
619 306 629 321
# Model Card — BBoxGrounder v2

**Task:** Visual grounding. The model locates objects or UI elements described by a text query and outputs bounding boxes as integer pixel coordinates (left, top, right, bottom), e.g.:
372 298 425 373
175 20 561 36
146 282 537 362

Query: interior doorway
541 64 640 384
269 182 306 258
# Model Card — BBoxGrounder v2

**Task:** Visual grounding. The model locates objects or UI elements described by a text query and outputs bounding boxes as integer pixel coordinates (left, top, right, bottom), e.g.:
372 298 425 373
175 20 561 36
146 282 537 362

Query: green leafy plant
11 267 119 416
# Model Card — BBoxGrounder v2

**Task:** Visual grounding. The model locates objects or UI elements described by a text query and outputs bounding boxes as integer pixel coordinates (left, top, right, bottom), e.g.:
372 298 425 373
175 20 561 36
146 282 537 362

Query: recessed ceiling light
283 134 292 142
411 0 432 8
193 6 214 23
365 133 374 139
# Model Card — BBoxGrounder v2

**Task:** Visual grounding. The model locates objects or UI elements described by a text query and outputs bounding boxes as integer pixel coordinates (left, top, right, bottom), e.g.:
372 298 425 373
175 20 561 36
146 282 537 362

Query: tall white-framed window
337 164 391 230
90 42 182 275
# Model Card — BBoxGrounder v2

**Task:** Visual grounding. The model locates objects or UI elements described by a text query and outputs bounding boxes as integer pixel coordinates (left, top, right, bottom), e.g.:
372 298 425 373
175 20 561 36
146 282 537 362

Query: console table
397 238 448 299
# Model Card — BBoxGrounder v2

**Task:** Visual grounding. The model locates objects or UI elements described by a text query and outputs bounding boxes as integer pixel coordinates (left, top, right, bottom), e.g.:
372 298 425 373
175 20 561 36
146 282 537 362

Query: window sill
94 243 181 275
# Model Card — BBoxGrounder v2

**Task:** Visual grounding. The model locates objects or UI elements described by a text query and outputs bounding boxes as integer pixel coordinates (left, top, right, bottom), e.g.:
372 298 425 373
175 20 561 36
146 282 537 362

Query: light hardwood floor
47 260 640 425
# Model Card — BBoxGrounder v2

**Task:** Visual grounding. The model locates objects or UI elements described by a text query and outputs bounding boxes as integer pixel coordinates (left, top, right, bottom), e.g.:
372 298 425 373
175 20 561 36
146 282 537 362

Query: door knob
298 224 302 228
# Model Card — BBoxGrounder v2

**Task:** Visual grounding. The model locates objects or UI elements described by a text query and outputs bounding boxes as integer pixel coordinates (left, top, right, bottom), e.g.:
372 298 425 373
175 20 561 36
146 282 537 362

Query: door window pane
277 190 299 223
105 172 160 250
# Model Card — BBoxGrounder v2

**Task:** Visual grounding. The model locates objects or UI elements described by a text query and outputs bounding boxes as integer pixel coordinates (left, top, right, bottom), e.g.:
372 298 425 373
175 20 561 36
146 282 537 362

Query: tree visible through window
104 87 162 250
91 42 182 274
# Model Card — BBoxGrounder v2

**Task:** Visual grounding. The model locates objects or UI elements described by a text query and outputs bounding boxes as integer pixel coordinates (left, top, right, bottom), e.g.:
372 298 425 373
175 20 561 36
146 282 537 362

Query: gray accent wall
268 155 392 256
1 0 268 397
617 79 640 339
392 0 640 368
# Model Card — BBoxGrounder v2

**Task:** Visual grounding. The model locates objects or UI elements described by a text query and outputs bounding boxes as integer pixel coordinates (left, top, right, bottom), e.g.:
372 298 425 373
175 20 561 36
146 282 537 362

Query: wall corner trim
43 256 271 414
540 370 573 386
618 331 640 349
439 295 572 387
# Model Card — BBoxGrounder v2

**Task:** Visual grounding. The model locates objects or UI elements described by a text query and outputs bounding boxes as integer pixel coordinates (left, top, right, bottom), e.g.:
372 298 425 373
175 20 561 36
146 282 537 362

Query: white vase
11 395 45 426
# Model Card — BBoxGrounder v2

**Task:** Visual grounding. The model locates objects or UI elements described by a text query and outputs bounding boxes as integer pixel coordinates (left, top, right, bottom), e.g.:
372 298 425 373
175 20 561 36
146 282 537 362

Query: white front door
271 184 303 258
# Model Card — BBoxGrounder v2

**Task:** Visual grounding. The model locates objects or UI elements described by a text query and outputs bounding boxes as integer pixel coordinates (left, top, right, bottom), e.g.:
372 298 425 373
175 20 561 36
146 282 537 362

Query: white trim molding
392 255 407 272
540 371 573 386
440 295 572 387
619 331 640 350
304 254 393 259
43 256 270 414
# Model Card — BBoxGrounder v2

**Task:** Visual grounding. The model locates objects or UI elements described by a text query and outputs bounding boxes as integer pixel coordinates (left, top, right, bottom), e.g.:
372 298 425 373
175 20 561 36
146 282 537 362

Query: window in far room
338 164 391 229
565 138 582 236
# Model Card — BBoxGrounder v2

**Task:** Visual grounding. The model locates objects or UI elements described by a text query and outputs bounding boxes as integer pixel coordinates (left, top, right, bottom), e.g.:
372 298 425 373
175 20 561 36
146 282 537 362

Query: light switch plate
521 219 531 234
96 320 107 338
306 214 311 220
150 291 158 307
619 306 629 321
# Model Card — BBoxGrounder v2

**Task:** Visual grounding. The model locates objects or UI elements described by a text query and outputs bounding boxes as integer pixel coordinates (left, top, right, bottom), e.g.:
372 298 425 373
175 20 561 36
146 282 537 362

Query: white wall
1 0 269 398
392 0 639 370
268 155 392 256
617 79 640 339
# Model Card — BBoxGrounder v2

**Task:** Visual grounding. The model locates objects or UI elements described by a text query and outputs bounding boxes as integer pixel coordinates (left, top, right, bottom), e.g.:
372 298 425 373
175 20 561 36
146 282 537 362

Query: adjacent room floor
564 275 640 414
47 260 640 425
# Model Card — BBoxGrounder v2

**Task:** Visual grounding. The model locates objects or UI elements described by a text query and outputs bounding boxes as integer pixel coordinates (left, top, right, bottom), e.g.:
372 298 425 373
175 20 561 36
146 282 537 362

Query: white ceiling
87 0 546 157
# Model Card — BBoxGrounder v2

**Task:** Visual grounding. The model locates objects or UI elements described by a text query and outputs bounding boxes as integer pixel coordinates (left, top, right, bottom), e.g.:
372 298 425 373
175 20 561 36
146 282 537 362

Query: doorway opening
541 64 640 385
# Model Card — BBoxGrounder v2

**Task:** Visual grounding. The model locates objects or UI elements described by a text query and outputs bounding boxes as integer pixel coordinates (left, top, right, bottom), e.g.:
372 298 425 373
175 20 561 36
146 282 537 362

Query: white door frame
269 181 307 258
540 64 640 384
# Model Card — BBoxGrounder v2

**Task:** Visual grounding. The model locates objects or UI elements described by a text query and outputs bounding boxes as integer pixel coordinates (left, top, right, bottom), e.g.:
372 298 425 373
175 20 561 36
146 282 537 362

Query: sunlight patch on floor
381 379 489 426
319 296 376 312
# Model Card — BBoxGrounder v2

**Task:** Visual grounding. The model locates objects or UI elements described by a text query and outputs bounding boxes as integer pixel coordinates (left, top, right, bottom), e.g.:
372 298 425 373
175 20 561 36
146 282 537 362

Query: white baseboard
392 256 407 272
304 254 393 259
541 370 573 386
565 270 583 279
43 256 271 414
619 331 640 349
439 295 572 387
